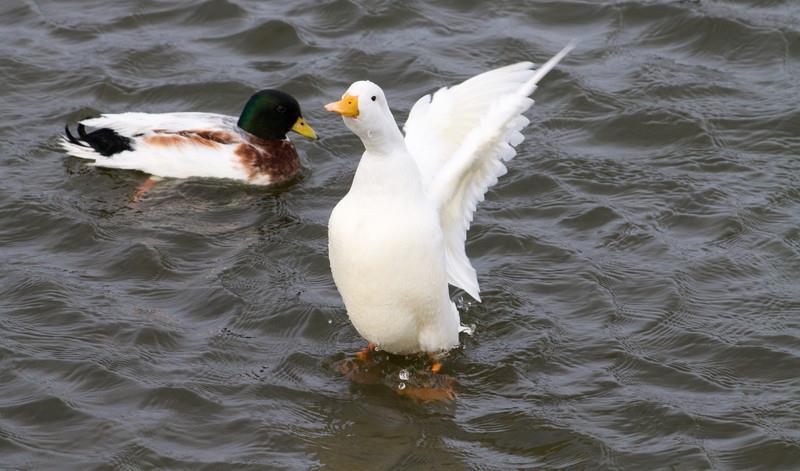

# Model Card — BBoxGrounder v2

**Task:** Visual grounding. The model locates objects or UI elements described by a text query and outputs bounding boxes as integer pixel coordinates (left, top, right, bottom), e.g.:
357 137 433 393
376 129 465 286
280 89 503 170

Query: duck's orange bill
324 94 359 118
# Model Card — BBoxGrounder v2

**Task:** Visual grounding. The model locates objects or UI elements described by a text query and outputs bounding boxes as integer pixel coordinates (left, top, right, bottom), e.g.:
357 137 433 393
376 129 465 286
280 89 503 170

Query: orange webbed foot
355 342 377 361
339 345 457 402
427 352 444 374
131 176 160 202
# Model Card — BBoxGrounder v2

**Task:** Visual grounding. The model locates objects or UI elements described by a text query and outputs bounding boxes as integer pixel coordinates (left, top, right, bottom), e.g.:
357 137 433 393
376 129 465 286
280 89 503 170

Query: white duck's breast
329 190 459 353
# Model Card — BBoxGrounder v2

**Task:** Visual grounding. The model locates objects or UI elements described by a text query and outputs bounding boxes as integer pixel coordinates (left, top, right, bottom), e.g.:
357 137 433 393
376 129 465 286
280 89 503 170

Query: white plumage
326 44 574 354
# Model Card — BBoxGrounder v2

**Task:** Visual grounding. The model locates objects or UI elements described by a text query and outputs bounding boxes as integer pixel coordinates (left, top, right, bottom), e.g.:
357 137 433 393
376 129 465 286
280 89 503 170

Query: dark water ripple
1 0 800 468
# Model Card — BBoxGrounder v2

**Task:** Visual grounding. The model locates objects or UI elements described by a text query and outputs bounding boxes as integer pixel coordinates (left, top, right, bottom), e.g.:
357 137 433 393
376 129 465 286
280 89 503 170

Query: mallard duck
61 89 317 185
325 44 573 357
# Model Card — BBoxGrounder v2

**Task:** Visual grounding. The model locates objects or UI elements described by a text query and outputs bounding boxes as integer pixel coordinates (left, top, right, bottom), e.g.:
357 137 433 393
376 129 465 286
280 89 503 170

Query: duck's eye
276 105 286 113
371 96 376 102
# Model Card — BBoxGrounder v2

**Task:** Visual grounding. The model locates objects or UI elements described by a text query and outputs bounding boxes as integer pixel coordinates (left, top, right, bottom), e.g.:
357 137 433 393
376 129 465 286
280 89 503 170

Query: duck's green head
237 89 317 141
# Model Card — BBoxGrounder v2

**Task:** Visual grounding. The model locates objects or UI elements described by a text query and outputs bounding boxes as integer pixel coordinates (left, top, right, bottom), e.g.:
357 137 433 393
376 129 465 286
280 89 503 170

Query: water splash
399 369 410 381
459 323 476 336
455 295 474 310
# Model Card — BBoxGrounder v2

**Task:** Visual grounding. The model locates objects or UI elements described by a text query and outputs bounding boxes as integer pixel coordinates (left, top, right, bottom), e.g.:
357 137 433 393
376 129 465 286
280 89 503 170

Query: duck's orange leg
355 342 377 361
427 352 443 374
341 342 382 385
132 176 160 202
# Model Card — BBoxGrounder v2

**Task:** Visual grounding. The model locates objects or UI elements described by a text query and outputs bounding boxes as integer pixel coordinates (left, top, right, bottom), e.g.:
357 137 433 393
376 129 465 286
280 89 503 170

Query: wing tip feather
526 41 576 89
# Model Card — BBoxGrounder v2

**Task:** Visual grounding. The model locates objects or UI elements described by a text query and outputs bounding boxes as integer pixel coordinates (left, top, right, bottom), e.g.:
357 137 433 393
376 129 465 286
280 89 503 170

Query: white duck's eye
371 96 377 101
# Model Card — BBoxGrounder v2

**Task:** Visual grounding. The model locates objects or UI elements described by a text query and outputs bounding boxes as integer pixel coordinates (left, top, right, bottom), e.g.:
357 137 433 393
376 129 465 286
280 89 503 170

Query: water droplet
456 296 474 310
327 319 332 324
398 382 406 390
399 369 410 381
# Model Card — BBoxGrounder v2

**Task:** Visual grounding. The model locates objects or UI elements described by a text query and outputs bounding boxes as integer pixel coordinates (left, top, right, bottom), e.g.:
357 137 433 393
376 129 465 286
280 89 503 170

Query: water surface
1 0 799 469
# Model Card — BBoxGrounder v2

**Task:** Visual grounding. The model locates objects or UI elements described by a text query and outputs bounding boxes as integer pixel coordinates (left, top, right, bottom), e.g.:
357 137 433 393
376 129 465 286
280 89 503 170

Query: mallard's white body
61 111 306 185
328 44 574 354
61 113 253 178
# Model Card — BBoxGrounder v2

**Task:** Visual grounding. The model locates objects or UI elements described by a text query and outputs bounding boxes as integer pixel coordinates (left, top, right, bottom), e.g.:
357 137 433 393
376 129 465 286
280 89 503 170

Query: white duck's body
329 146 460 354
326 44 574 354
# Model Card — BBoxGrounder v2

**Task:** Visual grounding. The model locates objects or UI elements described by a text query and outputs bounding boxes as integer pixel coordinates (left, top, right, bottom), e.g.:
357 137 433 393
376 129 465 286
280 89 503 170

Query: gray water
1 0 799 469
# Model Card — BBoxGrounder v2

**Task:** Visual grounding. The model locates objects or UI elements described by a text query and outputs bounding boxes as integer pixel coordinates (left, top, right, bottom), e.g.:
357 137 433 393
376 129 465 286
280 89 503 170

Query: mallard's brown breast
235 136 300 184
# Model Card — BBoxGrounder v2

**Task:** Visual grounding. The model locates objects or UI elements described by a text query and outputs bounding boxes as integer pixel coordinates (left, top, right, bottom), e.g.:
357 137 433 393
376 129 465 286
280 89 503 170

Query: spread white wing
403 43 574 301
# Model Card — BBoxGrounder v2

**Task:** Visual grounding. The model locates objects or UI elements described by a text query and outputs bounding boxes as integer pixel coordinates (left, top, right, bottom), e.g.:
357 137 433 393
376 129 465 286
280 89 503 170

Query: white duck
325 44 573 356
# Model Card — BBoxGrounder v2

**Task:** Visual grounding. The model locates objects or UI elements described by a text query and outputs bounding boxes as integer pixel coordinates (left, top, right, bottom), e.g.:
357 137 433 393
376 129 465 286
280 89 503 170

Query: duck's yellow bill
292 117 318 140
324 94 359 118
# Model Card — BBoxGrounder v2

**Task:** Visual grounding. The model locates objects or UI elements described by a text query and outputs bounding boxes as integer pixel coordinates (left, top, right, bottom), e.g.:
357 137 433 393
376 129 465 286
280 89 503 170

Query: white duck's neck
345 110 425 196
359 122 405 156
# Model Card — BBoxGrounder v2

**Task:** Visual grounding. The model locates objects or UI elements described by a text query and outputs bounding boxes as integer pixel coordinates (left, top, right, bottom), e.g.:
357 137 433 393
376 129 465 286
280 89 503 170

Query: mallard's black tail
64 123 133 157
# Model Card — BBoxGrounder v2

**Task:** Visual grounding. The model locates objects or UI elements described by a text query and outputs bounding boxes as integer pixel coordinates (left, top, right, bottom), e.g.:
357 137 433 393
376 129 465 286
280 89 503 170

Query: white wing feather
404 43 574 301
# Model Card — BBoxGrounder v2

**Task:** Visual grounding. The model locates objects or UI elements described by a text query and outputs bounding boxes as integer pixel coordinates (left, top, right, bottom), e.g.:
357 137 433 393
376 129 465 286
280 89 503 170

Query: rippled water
2 0 799 468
